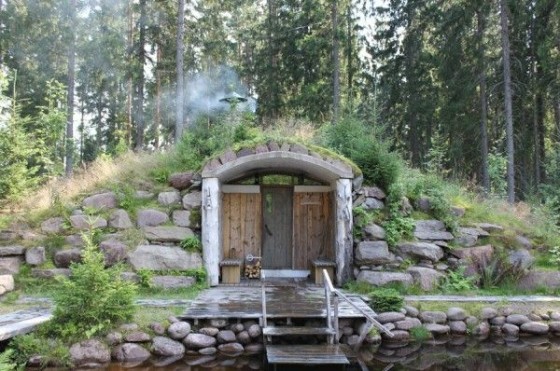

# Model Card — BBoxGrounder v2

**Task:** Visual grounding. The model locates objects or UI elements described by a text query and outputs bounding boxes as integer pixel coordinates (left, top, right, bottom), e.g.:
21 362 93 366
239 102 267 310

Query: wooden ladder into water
261 270 393 366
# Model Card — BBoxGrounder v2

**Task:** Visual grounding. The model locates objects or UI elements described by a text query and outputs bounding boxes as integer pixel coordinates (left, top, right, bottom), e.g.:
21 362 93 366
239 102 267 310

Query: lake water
104 337 560 370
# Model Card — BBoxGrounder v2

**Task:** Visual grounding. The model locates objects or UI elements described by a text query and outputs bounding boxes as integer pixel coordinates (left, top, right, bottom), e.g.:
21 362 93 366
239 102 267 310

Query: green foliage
9 334 70 368
0 70 38 203
352 206 379 237
320 116 402 190
439 267 477 292
368 288 404 312
47 233 137 340
189 208 202 227
472 250 526 289
344 281 375 295
548 246 560 267
383 212 415 247
409 326 431 343
488 152 508 197
112 183 144 214
0 349 17 371
137 268 154 288
180 235 202 252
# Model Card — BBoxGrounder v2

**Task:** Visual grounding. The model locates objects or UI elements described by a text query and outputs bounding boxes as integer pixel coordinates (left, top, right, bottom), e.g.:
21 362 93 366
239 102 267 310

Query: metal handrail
322 269 394 338
261 272 267 328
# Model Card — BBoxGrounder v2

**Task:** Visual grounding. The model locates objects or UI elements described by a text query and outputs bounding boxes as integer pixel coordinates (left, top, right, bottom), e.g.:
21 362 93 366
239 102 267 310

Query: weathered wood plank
263 326 335 336
181 286 376 320
266 345 349 365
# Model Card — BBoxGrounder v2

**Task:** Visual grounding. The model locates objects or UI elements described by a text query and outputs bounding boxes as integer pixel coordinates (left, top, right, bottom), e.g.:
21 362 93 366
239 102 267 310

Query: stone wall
350 186 546 291
0 172 205 292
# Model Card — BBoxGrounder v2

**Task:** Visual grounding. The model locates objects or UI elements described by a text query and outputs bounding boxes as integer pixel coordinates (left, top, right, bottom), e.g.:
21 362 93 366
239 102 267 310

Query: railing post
325 278 333 344
261 272 267 329
333 294 339 344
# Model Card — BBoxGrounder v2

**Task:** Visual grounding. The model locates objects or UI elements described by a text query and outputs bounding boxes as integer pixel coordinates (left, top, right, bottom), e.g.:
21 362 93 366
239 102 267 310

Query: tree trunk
346 4 353 112
176 0 185 143
477 9 490 194
134 0 146 151
65 0 76 178
555 99 560 141
499 0 516 203
331 0 340 124
155 50 162 150
126 0 134 147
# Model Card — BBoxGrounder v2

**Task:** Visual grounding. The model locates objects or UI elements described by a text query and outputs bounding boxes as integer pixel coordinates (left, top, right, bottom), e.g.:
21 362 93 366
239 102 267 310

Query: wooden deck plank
263 326 336 336
181 285 375 320
266 344 349 365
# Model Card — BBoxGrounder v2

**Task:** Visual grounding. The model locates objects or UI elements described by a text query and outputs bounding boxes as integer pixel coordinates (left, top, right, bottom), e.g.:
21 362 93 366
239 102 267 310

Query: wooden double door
222 186 333 270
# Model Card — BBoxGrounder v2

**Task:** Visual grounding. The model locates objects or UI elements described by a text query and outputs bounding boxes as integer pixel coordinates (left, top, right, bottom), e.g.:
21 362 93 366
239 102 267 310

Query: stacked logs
244 260 261 279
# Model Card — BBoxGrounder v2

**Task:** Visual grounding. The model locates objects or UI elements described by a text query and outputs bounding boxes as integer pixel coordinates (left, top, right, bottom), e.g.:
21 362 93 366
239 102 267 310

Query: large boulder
151 276 196 289
99 239 127 266
54 248 82 268
168 321 191 340
69 340 110 367
69 214 107 230
355 241 395 265
25 246 46 266
0 257 21 274
111 343 151 362
414 220 454 241
109 209 133 229
357 271 413 287
158 191 181 206
82 192 117 210
137 209 169 227
508 249 534 270
363 224 386 240
0 246 24 256
0 275 15 295
143 226 194 242
169 172 195 191
151 336 186 357
396 242 444 262
41 217 65 234
520 322 549 335
172 210 196 228
182 191 202 209
31 268 71 278
406 267 444 291
183 333 217 349
450 244 494 261
518 271 560 290
128 245 202 271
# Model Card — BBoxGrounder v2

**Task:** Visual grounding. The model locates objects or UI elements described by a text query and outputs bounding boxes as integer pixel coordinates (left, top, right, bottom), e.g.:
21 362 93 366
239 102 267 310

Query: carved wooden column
335 178 353 285
201 177 221 286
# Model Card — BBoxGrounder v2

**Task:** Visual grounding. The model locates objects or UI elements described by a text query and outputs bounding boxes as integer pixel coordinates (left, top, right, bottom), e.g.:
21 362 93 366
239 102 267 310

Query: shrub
0 349 17 371
439 267 477 292
368 288 404 312
8 334 69 368
472 250 526 289
410 326 431 342
180 235 202 252
320 116 402 190
46 233 137 339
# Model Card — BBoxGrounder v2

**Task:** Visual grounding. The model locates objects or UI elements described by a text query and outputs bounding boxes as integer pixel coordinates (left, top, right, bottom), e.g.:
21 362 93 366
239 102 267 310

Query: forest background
0 0 559 212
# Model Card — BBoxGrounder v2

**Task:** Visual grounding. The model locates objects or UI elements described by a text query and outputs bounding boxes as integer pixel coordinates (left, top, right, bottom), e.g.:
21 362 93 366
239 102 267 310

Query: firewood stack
244 259 261 279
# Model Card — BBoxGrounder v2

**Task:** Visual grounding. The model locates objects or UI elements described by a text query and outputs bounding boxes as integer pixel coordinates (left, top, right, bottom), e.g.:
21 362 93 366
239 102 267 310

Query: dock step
266 344 350 365
263 326 336 336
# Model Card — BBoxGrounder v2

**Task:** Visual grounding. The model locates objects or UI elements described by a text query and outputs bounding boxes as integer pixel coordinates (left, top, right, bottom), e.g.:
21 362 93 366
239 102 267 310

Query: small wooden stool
311 259 336 285
220 259 242 284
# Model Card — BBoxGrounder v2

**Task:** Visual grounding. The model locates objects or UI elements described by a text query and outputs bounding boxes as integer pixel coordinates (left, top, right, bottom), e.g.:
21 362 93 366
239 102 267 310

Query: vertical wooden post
333 295 339 344
335 179 353 285
202 177 221 286
325 281 333 345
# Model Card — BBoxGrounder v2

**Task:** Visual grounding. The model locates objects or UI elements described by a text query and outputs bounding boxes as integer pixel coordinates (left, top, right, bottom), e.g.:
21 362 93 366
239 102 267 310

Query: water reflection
104 337 560 371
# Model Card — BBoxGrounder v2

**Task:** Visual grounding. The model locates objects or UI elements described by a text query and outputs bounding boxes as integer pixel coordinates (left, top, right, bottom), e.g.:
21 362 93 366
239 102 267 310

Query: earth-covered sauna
200 143 360 286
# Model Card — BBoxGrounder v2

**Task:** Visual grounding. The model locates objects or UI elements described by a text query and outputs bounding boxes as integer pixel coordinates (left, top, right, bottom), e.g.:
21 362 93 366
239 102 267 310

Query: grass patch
409 326 431 342
133 306 183 329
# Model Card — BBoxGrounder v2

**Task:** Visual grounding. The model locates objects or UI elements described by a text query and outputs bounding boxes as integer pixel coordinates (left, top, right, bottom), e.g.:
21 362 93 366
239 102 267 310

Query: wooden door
293 192 333 269
262 187 293 269
221 192 262 260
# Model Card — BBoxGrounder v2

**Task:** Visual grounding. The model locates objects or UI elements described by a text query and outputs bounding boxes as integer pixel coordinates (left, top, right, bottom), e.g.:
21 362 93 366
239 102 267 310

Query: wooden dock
266 344 352 365
180 285 376 321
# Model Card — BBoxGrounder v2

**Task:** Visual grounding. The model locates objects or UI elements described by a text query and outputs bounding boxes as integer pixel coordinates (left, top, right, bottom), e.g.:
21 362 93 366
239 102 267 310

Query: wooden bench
220 259 242 284
311 259 336 285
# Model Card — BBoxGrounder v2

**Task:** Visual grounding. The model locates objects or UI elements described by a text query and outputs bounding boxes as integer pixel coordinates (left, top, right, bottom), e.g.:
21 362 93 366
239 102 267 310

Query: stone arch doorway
200 143 358 286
